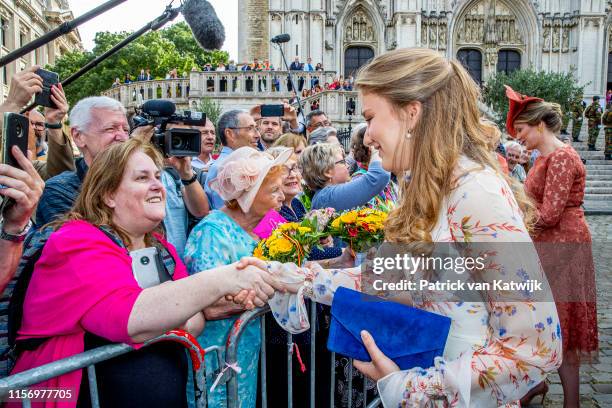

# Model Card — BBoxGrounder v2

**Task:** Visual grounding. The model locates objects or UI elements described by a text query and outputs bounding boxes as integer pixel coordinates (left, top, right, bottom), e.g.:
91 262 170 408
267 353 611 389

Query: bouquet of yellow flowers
329 207 388 253
253 219 325 265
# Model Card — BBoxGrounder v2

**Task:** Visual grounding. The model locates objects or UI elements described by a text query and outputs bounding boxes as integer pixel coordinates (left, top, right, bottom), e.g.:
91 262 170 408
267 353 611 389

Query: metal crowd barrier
0 305 383 408
0 330 213 408
223 303 382 408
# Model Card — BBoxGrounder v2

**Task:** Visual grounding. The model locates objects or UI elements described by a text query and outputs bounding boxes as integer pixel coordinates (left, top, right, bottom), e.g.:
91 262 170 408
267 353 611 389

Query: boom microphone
142 99 176 117
182 0 226 50
271 34 291 44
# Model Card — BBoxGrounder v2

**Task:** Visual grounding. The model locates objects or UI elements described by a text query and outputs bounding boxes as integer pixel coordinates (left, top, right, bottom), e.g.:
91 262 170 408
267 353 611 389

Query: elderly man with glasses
205 109 262 209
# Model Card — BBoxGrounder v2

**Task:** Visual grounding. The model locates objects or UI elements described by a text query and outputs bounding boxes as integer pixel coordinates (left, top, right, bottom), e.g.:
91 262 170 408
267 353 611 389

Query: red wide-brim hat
504 85 543 137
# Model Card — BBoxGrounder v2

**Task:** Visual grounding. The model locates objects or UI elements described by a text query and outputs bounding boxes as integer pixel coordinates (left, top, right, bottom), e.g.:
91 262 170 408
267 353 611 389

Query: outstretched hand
353 330 399 381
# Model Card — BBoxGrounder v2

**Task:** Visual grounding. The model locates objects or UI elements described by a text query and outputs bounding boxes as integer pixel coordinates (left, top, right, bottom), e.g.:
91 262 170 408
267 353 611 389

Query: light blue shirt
161 170 189 259
205 146 233 210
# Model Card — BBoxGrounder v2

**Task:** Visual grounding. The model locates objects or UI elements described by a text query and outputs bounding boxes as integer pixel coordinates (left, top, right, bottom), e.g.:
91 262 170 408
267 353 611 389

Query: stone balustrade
101 70 363 126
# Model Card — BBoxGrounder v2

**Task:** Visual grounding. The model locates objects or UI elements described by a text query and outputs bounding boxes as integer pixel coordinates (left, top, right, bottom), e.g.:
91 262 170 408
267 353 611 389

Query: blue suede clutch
327 287 452 370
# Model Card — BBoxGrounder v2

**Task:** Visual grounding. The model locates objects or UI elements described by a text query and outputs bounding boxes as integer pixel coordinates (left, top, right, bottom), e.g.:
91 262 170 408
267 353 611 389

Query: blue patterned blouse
184 210 260 408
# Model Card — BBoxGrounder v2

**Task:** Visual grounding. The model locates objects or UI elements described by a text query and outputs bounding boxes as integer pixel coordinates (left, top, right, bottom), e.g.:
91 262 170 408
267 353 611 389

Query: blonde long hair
50 138 165 248
355 48 534 244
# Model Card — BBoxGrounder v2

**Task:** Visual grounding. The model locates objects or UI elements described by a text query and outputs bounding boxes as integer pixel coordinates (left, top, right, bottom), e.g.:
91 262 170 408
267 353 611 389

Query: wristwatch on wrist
45 122 62 129
181 173 198 186
0 219 32 242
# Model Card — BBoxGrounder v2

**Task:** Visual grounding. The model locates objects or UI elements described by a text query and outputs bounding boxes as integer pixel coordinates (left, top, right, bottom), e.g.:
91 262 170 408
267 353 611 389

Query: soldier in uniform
585 95 603 151
570 96 586 142
603 102 612 160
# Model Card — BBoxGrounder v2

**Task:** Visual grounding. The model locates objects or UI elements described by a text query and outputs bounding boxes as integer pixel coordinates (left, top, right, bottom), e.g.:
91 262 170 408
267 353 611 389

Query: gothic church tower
238 0 270 63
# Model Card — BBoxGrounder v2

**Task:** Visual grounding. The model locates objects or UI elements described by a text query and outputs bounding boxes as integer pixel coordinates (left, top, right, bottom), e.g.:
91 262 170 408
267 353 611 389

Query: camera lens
171 135 185 150
15 123 22 137
140 256 150 265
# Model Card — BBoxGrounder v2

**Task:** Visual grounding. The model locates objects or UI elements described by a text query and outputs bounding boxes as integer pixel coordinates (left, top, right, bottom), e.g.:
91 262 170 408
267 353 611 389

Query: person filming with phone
250 103 302 150
0 146 44 292
0 66 75 182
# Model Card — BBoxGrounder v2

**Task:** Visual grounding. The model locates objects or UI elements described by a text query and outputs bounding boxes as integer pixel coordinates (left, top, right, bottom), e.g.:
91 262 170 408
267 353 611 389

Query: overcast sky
69 0 239 59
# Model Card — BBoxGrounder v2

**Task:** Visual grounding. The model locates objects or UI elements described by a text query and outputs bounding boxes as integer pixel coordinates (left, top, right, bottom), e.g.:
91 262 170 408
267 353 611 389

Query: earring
405 129 414 140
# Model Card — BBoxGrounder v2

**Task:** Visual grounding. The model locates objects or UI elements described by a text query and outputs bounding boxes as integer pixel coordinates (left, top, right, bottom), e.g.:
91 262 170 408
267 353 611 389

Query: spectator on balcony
227 60 237 71
145 68 153 80
289 57 304 92
112 77 121 88
137 69 147 82
216 62 226 71
310 99 320 111
290 56 303 71
251 58 264 71
315 63 323 71
203 63 214 72
205 110 261 209
123 74 132 84
342 80 353 91
313 84 323 94
304 57 315 72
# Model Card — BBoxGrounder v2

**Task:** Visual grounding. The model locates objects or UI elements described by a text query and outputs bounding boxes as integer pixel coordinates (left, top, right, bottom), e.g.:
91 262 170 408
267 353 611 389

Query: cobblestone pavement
528 215 612 407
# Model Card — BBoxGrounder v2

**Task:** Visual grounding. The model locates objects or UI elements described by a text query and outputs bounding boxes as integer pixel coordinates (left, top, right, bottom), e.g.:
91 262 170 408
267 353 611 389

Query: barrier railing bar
366 397 381 408
330 351 336 407
348 359 353 408
87 364 100 408
260 314 267 408
22 397 31 408
287 332 293 408
309 301 316 408
362 377 367 408
225 306 270 408
0 343 133 393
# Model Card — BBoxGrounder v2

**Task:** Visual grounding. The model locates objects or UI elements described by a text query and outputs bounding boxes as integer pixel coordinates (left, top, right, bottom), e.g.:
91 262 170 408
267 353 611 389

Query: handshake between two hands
225 257 309 310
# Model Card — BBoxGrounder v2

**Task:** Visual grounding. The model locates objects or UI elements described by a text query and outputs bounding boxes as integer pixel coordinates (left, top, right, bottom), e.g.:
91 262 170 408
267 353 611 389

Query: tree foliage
482 69 587 131
196 97 223 129
48 22 229 106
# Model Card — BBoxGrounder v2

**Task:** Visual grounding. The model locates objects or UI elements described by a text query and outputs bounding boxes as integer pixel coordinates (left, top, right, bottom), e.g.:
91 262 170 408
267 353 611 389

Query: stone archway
335 1 385 78
451 0 537 83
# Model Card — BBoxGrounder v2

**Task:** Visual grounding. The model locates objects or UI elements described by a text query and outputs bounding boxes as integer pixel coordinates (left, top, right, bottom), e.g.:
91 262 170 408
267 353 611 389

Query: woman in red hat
506 85 598 407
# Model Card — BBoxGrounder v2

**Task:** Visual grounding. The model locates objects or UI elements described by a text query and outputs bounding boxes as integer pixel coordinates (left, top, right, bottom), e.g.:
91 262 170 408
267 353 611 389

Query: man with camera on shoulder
131 102 210 258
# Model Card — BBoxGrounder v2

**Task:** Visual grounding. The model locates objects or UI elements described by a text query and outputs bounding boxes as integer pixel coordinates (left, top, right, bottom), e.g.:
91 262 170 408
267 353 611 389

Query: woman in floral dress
507 86 598 407
246 48 563 407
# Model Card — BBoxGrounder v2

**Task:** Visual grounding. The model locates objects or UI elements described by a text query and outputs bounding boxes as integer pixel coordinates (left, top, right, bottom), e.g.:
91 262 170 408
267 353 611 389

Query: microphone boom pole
21 5 181 113
0 0 128 68
272 35 307 137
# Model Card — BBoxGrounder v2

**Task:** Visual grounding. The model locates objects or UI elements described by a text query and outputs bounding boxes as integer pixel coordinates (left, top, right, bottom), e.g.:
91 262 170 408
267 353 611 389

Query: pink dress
525 146 598 361
10 220 188 407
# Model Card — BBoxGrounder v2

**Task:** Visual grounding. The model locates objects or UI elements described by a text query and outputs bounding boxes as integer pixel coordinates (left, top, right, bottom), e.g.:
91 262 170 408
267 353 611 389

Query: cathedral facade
238 0 612 97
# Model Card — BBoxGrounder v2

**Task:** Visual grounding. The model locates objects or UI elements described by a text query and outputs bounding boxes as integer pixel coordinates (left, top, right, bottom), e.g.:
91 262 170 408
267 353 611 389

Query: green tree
48 23 229 106
161 22 228 68
196 97 223 127
482 69 587 131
